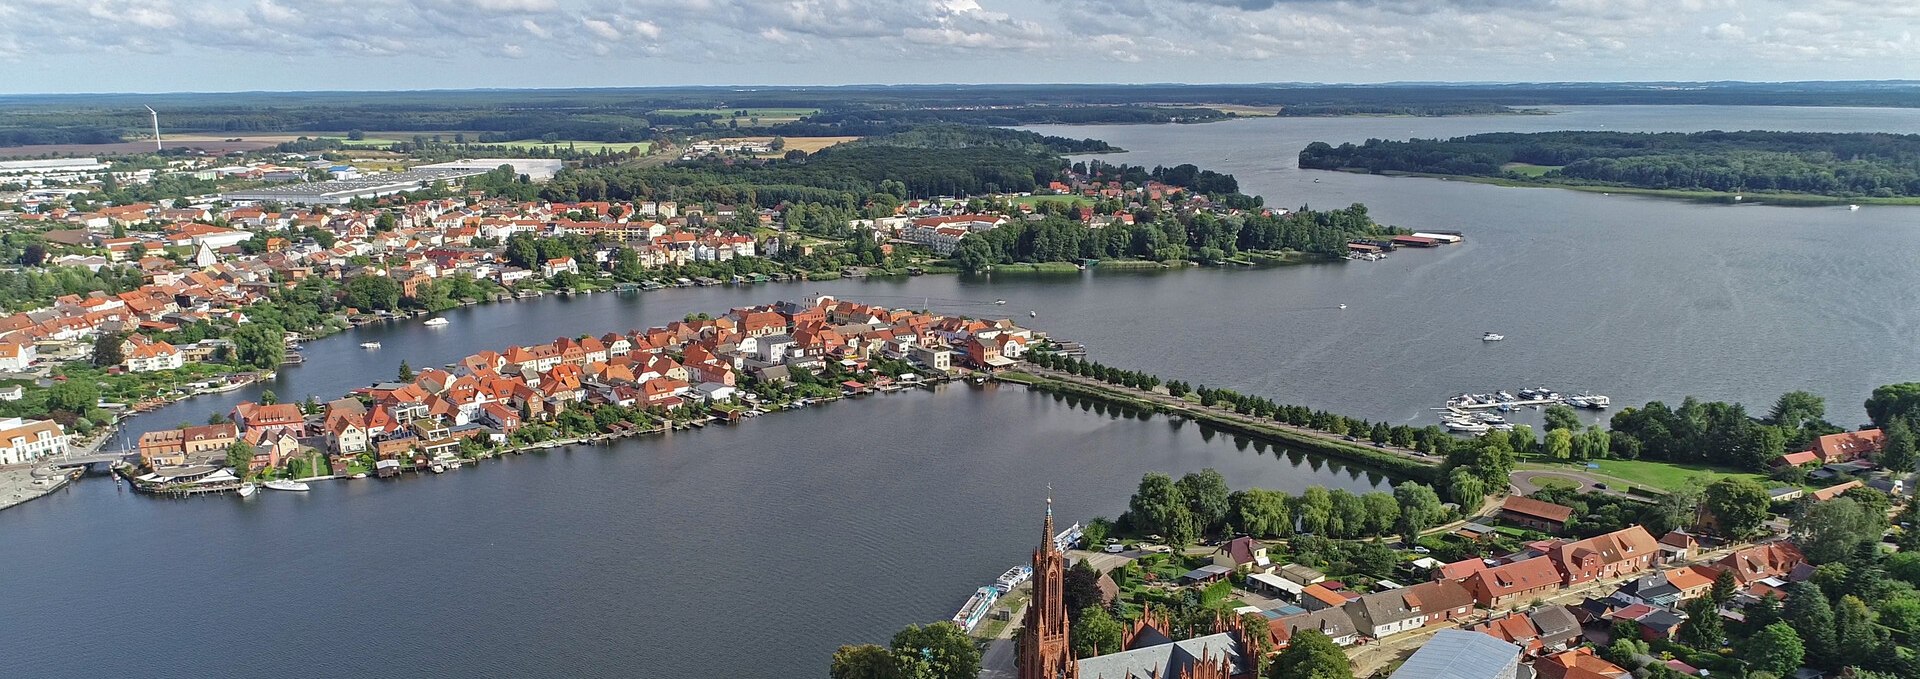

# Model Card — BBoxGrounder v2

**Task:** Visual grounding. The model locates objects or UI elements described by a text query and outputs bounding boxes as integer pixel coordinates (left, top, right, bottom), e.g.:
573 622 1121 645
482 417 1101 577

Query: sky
1 0 1918 93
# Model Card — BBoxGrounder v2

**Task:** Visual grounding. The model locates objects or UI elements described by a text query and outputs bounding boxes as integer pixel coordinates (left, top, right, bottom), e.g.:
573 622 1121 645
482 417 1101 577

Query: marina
1438 388 1611 429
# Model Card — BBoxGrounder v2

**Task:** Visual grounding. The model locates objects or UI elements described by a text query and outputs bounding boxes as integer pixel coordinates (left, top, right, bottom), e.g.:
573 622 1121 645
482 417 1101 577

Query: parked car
1104 543 1126 553
1413 546 1431 554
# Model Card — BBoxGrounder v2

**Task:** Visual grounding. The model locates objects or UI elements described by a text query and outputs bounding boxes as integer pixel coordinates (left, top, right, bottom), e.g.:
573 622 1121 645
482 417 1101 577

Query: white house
0 417 70 465
0 342 36 371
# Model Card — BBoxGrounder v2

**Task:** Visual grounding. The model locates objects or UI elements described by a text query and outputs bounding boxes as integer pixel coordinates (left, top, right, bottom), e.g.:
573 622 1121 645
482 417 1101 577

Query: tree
1769 390 1827 430
1176 469 1231 536
1793 497 1882 564
1867 383 1920 430
1393 482 1444 544
1702 477 1770 537
1741 623 1803 678
1292 486 1334 536
1063 559 1101 620
830 644 900 679
1129 473 1188 539
92 331 125 367
1446 468 1485 506
888 622 978 679
225 441 253 474
46 380 99 415
1711 568 1738 604
231 322 285 369
343 274 401 311
260 389 277 405
1544 428 1573 460
397 360 415 382
1785 583 1837 668
1879 417 1918 474
1070 606 1123 658
1834 595 1887 669
1679 595 1725 648
1543 404 1581 432
1268 628 1349 679
1228 489 1291 538
1648 482 1703 536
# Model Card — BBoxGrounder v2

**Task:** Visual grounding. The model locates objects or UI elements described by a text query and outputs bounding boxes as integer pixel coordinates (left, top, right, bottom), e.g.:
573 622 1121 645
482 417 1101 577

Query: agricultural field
491 139 652 153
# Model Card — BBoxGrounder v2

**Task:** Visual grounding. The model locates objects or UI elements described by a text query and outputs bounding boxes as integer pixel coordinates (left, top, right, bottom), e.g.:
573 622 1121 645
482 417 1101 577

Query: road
1508 469 1642 501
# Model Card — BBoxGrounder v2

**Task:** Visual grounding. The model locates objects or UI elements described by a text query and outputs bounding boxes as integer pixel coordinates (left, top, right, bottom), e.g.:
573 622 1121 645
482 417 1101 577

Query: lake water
7 105 1920 678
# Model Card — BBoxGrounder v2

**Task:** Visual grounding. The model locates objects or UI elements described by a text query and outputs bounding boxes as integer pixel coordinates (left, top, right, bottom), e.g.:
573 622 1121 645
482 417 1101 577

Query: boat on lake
423 317 449 327
264 480 310 492
1482 332 1505 341
236 483 256 497
360 342 381 349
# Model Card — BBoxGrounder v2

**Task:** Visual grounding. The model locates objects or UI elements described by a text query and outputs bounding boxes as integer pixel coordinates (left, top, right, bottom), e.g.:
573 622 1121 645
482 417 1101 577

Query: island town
0 118 1915 679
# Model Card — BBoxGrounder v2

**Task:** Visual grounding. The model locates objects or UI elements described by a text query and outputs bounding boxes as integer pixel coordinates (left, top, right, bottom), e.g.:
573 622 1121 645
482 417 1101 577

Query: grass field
492 139 652 153
1522 458 1773 492
1006 194 1091 208
1501 162 1562 177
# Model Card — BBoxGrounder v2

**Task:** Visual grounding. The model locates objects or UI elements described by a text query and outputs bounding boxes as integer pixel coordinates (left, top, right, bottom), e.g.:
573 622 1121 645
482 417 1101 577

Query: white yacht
1443 419 1491 434
264 479 310 492
423 317 450 327
1482 332 1504 341
360 342 381 349
1849 204 1861 211
236 482 257 497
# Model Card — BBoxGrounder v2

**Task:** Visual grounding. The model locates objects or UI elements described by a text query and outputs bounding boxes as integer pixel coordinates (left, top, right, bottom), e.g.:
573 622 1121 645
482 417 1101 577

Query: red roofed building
1810 428 1883 463
1714 542 1807 586
1547 526 1659 587
1535 647 1630 679
1465 557 1562 608
1501 496 1575 532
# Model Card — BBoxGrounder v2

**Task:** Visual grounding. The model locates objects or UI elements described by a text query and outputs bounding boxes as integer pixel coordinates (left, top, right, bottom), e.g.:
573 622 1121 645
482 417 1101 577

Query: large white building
0 417 70 465
415 158 564 181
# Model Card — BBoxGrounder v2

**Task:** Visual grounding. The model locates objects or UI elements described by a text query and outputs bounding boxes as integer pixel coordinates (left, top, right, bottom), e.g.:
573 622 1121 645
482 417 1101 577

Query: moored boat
236 482 256 497
264 479 310 492
1482 332 1504 341
423 317 449 326
360 342 381 349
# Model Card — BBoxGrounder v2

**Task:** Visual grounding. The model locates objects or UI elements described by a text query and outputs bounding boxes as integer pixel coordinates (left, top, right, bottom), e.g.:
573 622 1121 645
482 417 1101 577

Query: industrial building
415 158 563 181
218 168 491 205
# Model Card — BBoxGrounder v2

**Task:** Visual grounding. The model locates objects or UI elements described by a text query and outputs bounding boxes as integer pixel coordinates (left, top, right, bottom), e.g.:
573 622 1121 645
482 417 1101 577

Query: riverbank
0 464 78 511
1356 169 1920 207
998 367 1441 482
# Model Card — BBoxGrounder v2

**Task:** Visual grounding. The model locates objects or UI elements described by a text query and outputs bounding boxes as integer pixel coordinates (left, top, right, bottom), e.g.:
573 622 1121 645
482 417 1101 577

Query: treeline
0 266 149 313
538 145 1061 205
1276 104 1521 117
1300 131 1920 197
1605 390 1858 472
1118 468 1450 547
954 203 1391 272
1074 159 1240 195
770 105 1226 137
841 125 1116 154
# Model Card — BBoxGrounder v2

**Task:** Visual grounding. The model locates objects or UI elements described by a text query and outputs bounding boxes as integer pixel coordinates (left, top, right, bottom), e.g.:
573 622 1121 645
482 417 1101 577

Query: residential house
1465 557 1563 608
1810 429 1884 463
0 341 36 371
123 336 184 372
1714 542 1808 587
1269 607 1359 648
1212 536 1272 573
1343 587 1434 640
1534 647 1630 679
1388 629 1521 679
1546 526 1659 587
0 417 69 465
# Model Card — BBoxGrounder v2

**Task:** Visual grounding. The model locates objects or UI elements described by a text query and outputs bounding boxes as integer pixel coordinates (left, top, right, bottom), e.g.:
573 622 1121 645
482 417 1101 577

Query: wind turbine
145 106 161 151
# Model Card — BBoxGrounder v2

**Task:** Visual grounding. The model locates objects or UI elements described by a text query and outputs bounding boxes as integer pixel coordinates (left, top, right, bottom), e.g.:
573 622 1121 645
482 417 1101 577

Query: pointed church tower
1020 494 1075 679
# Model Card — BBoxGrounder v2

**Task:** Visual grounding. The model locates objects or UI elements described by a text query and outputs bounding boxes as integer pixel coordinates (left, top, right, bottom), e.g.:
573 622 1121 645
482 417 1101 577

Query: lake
7 104 1920 678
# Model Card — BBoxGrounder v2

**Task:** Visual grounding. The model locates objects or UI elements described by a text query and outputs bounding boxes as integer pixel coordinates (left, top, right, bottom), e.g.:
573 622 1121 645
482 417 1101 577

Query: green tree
260 389 277 405
1769 391 1827 430
1063 559 1101 620
1446 468 1486 506
1785 583 1837 668
1793 497 1882 564
231 322 286 369
1543 404 1581 432
830 644 900 679
397 360 415 382
1703 477 1770 537
1879 418 1917 474
1070 606 1123 658
1679 595 1725 648
1834 595 1887 668
1176 468 1231 536
225 441 253 473
1268 628 1350 679
1292 486 1334 536
1866 383 1920 430
1129 472 1188 539
344 274 401 311
1393 482 1445 544
1741 622 1804 678
92 331 125 367
46 380 100 415
1711 568 1738 604
1228 488 1291 538
1544 427 1573 460
888 622 978 679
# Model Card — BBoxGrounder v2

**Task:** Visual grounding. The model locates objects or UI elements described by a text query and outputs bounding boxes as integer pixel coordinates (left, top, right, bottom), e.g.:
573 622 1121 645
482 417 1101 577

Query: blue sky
2 0 1917 93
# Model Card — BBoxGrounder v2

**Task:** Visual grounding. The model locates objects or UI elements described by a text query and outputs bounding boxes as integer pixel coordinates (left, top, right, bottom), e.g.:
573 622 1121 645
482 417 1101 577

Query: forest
1298 130 1920 197
951 203 1390 272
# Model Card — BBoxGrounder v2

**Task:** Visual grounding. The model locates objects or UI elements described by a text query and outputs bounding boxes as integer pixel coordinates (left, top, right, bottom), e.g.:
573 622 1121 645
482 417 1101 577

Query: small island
1299 131 1920 205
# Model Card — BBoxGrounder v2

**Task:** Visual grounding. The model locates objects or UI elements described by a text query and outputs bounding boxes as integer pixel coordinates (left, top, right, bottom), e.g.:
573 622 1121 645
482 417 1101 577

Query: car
1413 546 1431 554
1105 537 1120 544
1593 482 1609 490
1131 543 1151 551
1104 543 1126 553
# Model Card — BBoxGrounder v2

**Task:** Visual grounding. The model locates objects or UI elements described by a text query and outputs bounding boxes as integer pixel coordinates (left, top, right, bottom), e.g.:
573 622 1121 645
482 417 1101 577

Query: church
1020 500 1259 679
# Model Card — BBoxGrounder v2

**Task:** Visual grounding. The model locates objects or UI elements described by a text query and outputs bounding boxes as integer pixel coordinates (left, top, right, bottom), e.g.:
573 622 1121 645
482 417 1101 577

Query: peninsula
1300 131 1920 205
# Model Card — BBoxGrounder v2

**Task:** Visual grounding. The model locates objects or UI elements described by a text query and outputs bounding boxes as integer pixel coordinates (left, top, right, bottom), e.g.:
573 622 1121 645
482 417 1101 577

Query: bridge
43 450 134 468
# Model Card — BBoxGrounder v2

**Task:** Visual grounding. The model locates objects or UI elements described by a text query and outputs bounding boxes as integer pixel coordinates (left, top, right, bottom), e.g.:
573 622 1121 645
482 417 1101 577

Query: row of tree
1121 469 1449 546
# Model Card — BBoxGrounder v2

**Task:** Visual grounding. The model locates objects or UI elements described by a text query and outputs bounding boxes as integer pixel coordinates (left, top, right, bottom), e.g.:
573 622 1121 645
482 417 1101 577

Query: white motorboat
1443 419 1491 434
350 473 368 479
236 483 257 497
431 462 447 474
994 299 1007 305
1482 332 1505 341
1338 304 1348 309
360 342 381 349
264 479 310 492
423 317 450 326
1850 204 1861 211
1029 310 1037 318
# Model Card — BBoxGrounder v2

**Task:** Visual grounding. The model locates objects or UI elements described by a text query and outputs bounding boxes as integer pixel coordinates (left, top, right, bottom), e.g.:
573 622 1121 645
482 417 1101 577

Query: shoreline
1342 168 1920 207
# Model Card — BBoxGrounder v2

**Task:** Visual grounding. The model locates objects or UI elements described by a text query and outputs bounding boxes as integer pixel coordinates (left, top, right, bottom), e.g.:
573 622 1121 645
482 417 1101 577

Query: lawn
492 139 652 153
1523 458 1773 493
1006 194 1091 208
1501 162 1562 177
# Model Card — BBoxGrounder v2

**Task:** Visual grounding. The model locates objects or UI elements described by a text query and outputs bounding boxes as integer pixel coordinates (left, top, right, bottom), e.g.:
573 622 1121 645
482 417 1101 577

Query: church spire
1043 485 1055 551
